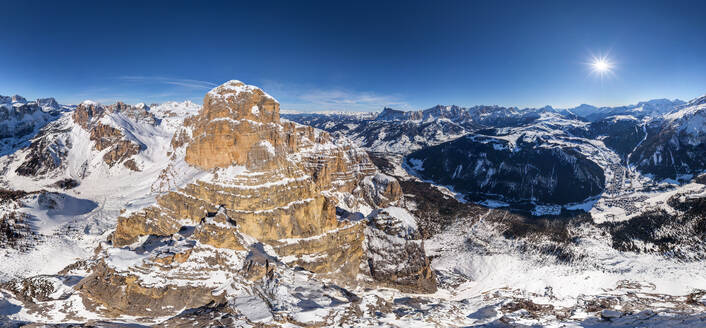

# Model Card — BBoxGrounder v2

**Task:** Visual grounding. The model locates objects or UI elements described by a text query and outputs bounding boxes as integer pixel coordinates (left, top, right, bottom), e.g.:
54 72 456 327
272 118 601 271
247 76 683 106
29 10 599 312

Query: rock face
365 207 436 293
0 189 38 251
0 95 63 157
75 80 428 318
184 82 280 169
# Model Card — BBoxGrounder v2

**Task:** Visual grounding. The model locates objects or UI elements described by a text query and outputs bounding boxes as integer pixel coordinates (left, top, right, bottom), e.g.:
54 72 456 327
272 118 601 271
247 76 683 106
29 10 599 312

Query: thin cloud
117 76 218 90
299 89 410 110
261 81 411 112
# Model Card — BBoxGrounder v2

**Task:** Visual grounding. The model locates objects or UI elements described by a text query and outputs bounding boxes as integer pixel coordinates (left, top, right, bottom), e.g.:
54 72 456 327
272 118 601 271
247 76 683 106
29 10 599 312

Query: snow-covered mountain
283 104 558 153
629 95 706 179
566 98 685 121
0 82 442 326
0 95 67 157
0 97 202 282
286 96 706 216
2 87 706 327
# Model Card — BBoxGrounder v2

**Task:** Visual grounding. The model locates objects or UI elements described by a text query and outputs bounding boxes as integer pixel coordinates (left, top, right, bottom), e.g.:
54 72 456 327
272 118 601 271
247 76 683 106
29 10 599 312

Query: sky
1 0 705 111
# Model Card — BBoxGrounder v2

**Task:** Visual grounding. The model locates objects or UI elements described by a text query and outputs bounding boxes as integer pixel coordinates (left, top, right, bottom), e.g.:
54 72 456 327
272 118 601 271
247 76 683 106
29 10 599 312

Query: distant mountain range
284 95 706 212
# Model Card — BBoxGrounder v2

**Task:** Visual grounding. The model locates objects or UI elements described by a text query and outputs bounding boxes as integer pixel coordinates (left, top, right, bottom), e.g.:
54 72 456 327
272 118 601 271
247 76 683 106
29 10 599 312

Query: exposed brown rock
185 81 281 170
192 208 245 250
76 262 222 317
102 140 140 167
72 103 106 129
79 80 419 319
365 207 437 293
123 159 140 171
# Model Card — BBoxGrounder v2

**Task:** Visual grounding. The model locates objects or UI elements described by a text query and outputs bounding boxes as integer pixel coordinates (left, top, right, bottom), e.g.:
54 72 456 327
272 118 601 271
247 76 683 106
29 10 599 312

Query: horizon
2 0 706 111
2 84 699 114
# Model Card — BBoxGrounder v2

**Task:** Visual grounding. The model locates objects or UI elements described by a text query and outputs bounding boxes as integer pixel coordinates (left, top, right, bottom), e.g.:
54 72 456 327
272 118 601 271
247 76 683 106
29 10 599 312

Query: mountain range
1 83 705 327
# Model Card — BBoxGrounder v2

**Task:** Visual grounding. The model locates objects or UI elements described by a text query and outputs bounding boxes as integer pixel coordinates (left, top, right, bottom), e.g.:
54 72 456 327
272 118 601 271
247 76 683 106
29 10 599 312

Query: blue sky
1 0 705 111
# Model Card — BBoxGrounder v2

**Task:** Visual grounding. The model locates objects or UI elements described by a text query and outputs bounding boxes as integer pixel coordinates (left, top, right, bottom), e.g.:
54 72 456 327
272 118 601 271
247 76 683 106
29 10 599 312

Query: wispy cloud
117 76 218 90
261 80 411 112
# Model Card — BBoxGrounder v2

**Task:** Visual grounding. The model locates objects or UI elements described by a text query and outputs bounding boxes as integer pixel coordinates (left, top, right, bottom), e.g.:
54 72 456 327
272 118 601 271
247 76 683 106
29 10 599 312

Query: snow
20 192 98 235
427 214 706 304
407 158 424 171
531 204 562 216
477 199 509 208
607 114 638 122
3 91 706 326
105 246 151 271
207 80 276 102
383 206 418 231
232 296 272 323
250 105 259 115
0 100 205 280
259 140 275 155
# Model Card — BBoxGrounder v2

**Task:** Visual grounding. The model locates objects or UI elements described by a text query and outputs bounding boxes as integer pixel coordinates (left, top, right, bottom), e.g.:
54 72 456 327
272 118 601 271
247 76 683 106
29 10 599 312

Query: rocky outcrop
0 189 40 251
14 100 152 176
1 95 63 159
365 207 437 293
76 256 228 317
78 80 416 318
358 173 403 208
192 207 245 250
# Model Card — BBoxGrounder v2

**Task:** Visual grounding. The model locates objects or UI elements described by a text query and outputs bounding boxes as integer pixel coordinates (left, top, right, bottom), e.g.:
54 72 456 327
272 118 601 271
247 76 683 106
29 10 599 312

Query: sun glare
592 58 611 72
588 54 615 79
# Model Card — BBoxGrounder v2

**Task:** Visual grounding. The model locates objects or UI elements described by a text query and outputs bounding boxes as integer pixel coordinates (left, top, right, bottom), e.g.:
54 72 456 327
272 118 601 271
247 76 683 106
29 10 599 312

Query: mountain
283 104 559 153
405 112 608 209
286 96 706 215
629 95 706 179
0 95 66 157
406 133 605 206
0 98 202 283
284 108 473 153
0 81 439 325
2 87 706 327
566 98 685 121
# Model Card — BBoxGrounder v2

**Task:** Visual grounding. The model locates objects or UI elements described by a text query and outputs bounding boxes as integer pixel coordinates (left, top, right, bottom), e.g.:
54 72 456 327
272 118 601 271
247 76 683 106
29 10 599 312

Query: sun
587 54 615 79
592 58 611 72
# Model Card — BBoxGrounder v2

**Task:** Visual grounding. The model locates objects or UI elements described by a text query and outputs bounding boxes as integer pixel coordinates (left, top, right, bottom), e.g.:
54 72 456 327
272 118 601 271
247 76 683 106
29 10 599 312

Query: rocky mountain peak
203 80 279 124
11 95 27 103
72 101 106 129
36 97 59 110
183 81 288 170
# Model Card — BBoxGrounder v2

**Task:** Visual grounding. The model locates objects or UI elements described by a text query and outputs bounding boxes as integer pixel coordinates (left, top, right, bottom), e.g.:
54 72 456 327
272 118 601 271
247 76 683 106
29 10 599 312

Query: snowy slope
0 100 202 280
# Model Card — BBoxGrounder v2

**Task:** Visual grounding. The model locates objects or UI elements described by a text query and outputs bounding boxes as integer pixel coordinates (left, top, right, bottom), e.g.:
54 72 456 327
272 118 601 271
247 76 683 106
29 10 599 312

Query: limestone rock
365 207 437 293
192 207 245 250
78 80 417 319
77 261 223 317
